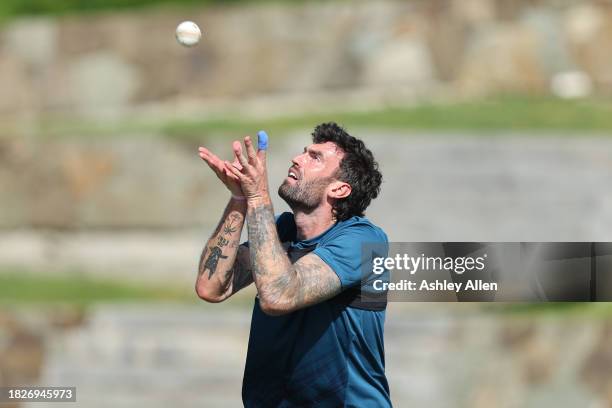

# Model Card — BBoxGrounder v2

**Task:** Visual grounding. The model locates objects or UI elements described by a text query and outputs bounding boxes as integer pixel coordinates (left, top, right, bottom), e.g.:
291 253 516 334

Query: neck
292 206 336 241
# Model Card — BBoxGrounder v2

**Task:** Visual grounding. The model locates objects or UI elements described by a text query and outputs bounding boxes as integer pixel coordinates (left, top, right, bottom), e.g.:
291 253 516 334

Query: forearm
196 197 246 301
246 197 297 307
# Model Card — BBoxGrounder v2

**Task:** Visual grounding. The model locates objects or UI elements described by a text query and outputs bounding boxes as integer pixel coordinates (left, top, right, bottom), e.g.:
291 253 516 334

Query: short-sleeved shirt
242 212 391 407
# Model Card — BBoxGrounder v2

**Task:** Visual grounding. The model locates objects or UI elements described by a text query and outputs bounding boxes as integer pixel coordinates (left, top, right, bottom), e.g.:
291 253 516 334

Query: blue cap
257 130 268 150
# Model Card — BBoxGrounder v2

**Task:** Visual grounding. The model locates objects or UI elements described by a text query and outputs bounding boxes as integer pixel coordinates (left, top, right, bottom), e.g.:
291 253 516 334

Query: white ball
175 21 202 47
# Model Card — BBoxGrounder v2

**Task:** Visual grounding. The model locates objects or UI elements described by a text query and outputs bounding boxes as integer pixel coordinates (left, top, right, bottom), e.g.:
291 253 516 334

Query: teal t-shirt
242 212 391 407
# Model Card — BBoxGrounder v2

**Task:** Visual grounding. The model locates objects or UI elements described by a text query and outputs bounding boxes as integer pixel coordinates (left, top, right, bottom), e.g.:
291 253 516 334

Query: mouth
287 168 299 181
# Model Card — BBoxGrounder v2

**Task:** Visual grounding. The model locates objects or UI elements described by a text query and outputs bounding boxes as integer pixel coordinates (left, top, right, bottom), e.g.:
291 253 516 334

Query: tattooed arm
196 141 255 302
223 134 342 315
246 198 341 315
195 198 254 302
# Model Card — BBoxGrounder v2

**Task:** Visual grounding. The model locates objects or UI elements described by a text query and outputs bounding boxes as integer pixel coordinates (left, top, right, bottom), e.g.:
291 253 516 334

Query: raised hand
224 132 270 204
198 145 244 198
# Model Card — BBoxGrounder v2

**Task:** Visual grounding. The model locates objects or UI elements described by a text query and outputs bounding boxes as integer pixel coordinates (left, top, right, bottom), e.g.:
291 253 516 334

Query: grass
0 0 328 22
1 270 609 317
161 96 612 138
0 271 194 306
0 270 257 309
25 96 612 141
482 302 612 318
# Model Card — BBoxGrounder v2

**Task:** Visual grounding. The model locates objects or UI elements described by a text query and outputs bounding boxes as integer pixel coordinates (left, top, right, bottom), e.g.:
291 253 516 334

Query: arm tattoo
217 236 229 248
198 247 208 277
246 201 341 312
223 215 240 236
202 246 228 278
247 203 287 279
199 204 243 279
292 255 342 308
197 199 250 298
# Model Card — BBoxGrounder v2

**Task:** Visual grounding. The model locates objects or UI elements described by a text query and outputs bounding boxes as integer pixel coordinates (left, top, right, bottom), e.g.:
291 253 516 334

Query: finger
231 158 243 171
223 166 240 181
225 160 244 180
232 141 249 169
199 149 225 174
198 149 216 168
198 147 215 163
244 136 258 165
198 146 215 162
257 130 268 161
200 156 226 180
198 146 219 159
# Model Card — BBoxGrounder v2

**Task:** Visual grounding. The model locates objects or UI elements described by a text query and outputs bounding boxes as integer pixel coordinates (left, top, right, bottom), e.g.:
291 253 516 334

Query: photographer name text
373 279 497 292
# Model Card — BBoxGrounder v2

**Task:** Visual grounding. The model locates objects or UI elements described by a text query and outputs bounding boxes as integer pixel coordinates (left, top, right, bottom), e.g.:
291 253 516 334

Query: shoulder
321 216 388 245
313 217 388 289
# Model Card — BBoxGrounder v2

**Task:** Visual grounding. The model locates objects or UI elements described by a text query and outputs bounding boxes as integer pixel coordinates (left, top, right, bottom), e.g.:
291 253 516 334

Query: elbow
259 298 292 316
195 282 225 303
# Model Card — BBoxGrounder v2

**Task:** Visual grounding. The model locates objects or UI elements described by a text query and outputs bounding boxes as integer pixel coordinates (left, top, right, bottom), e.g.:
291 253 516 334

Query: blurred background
1 0 612 406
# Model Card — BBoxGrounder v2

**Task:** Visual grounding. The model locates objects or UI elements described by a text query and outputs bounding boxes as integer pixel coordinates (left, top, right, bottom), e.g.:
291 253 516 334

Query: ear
328 181 351 199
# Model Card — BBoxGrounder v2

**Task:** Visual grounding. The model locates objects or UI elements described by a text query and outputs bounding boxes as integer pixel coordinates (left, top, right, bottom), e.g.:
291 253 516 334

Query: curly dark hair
312 122 382 221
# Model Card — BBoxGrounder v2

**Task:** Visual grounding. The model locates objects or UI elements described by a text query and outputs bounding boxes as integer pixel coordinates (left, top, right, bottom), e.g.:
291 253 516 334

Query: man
196 122 391 407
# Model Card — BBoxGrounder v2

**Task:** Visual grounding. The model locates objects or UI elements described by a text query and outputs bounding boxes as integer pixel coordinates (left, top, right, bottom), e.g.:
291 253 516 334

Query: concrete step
34 304 468 408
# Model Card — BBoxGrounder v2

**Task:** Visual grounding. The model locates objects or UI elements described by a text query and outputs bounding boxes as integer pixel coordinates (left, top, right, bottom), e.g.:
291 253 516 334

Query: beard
278 176 333 212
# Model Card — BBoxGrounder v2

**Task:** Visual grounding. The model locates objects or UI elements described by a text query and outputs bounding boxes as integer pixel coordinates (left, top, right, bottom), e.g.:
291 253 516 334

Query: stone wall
2 132 611 235
2 304 612 408
1 133 611 284
1 0 612 118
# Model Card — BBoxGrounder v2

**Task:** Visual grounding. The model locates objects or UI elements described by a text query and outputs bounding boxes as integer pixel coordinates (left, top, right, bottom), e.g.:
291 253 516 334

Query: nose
291 154 302 167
